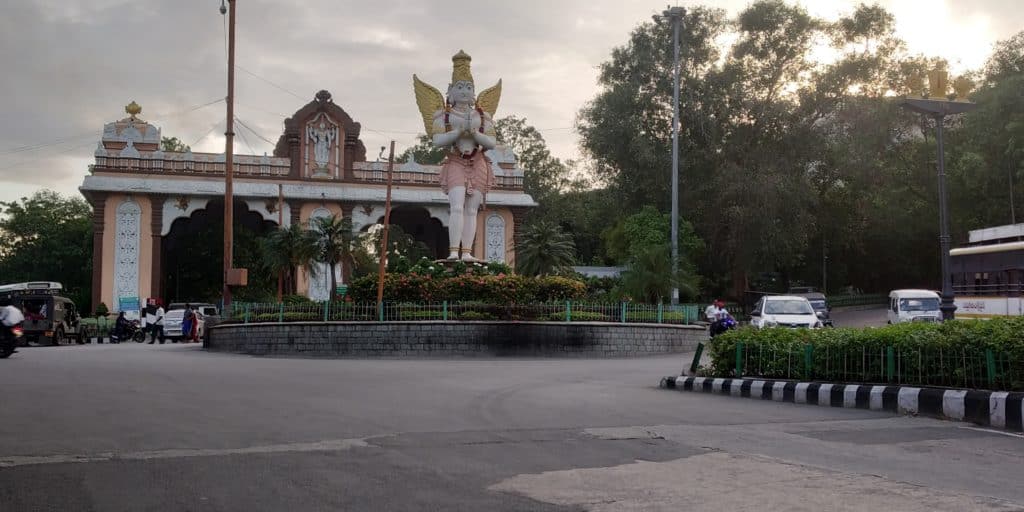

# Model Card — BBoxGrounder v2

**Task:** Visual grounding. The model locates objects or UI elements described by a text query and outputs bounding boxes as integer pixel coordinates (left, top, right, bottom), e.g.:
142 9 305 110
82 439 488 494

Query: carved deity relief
305 113 339 178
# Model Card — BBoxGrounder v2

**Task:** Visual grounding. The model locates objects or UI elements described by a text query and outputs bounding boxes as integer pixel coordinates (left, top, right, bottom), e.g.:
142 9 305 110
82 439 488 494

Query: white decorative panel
307 207 334 302
161 197 210 236
425 205 450 227
485 213 506 263
114 199 142 311
245 199 291 228
350 205 386 232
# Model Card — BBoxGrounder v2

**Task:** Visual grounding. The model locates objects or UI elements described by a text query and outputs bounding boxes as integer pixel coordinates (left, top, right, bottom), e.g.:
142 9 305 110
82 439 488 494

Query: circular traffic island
206 321 706 357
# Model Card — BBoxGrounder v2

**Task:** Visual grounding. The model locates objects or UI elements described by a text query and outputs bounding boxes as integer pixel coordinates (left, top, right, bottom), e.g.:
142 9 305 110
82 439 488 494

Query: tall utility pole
376 142 397 307
222 0 237 310
660 6 685 305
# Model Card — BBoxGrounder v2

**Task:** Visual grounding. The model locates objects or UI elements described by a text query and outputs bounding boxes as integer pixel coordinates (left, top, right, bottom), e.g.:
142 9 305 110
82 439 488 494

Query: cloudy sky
0 0 1020 205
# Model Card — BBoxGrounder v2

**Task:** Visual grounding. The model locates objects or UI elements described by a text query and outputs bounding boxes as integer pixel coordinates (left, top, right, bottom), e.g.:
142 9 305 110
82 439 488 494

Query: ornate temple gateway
79 91 536 312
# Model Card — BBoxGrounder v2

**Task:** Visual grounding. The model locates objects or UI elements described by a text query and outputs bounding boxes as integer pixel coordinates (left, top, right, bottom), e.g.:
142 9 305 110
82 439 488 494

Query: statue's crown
451 50 473 85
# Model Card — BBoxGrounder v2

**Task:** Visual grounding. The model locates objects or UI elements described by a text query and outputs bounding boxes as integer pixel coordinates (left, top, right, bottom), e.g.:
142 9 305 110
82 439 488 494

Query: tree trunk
731 268 748 304
329 260 338 302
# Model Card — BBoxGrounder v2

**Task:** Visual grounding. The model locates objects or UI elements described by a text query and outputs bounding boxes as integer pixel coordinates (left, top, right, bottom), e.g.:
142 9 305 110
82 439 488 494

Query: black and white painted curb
660 376 1024 433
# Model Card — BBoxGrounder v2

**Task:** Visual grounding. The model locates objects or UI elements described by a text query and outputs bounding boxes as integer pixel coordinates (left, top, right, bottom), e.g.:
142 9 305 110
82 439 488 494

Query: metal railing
728 342 1024 391
952 283 1024 296
225 301 700 325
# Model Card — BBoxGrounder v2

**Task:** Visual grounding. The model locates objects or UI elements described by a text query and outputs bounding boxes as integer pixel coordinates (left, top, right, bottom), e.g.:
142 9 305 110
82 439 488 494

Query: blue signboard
118 296 140 312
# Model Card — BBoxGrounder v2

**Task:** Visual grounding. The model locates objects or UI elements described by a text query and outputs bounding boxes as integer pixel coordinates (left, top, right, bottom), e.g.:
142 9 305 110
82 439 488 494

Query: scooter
1 324 23 358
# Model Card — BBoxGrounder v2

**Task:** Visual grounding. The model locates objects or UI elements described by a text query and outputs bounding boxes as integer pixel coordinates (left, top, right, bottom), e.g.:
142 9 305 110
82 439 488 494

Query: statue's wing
476 79 502 117
413 74 445 135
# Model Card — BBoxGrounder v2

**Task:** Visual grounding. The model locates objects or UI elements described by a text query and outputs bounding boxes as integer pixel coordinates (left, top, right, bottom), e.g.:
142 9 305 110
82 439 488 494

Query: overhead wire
235 117 276 147
190 120 222 147
0 97 224 157
233 117 257 155
0 139 99 172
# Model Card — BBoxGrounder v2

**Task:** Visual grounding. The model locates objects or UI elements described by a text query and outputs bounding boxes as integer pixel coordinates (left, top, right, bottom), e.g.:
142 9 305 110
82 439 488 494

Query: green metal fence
731 342 1024 391
226 301 700 326
827 294 889 308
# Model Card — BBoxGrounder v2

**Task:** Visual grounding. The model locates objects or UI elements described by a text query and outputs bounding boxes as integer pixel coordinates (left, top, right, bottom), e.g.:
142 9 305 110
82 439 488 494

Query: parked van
887 289 941 324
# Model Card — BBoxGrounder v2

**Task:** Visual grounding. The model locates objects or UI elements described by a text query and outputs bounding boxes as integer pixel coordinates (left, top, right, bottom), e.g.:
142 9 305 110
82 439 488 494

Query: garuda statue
413 50 501 261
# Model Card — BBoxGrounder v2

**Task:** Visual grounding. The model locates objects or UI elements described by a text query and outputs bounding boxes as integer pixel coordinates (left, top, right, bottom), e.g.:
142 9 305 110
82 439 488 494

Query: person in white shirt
0 298 25 327
706 299 732 337
145 301 165 344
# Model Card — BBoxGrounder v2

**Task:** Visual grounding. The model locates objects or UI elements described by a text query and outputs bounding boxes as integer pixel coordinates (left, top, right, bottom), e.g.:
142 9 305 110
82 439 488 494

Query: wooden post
276 182 284 302
222 0 237 309
375 141 396 308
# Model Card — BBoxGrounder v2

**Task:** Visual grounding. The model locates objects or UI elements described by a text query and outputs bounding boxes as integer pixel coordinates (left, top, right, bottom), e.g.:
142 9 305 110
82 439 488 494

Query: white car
750 296 823 329
161 309 205 342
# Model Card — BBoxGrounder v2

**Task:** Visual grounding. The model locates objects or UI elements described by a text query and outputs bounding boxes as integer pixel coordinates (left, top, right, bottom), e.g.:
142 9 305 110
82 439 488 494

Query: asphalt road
830 305 888 327
1 343 1021 511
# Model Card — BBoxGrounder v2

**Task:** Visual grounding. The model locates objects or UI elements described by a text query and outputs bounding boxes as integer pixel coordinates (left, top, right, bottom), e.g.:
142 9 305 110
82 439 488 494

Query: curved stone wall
207 321 706 357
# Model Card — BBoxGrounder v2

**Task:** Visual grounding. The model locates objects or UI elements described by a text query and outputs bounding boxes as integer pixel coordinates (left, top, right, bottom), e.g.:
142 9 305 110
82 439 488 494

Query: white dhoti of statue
414 50 502 261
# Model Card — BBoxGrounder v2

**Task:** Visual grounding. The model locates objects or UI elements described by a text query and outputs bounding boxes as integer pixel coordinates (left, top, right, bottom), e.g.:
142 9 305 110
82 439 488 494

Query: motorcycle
709 317 737 339
1 324 23 358
110 320 146 344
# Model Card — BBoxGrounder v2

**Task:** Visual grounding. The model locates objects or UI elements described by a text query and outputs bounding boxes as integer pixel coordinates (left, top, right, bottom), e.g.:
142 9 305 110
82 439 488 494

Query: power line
236 65 306 101
190 120 222 147
0 139 98 172
233 117 257 155
236 101 290 119
235 117 276 147
0 97 224 157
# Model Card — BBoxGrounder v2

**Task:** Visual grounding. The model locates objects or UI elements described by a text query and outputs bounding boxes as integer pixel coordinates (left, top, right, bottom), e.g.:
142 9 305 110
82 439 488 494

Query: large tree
0 191 93 310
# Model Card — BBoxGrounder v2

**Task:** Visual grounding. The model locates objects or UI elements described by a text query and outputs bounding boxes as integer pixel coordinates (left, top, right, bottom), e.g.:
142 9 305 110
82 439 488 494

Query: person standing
146 301 165 344
180 304 194 344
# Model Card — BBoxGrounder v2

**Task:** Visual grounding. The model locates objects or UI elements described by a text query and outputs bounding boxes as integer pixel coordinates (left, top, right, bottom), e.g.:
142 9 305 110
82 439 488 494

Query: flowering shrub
346 267 586 304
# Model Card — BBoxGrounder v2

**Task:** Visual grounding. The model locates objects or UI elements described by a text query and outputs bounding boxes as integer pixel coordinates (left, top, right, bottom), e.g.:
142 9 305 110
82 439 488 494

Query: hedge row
708 318 1024 391
346 273 586 303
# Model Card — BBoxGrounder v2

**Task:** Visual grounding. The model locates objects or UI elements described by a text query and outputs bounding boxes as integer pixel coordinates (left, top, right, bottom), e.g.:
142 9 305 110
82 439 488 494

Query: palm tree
260 223 319 298
515 221 576 276
312 215 356 300
620 245 697 303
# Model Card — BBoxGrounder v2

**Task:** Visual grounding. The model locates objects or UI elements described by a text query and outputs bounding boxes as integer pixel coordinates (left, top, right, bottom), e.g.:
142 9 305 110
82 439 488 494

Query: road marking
959 426 1024 439
0 437 374 468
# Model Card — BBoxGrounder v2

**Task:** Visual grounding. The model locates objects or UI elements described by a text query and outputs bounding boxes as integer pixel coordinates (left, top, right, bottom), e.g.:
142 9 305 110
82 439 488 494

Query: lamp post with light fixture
899 67 977 321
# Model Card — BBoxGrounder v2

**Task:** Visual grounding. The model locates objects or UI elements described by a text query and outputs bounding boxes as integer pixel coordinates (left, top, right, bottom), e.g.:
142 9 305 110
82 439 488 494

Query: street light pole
933 114 955 320
899 68 976 321
664 6 684 305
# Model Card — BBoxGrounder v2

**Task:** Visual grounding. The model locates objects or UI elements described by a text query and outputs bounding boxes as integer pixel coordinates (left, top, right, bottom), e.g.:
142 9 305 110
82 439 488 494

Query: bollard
688 342 705 375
